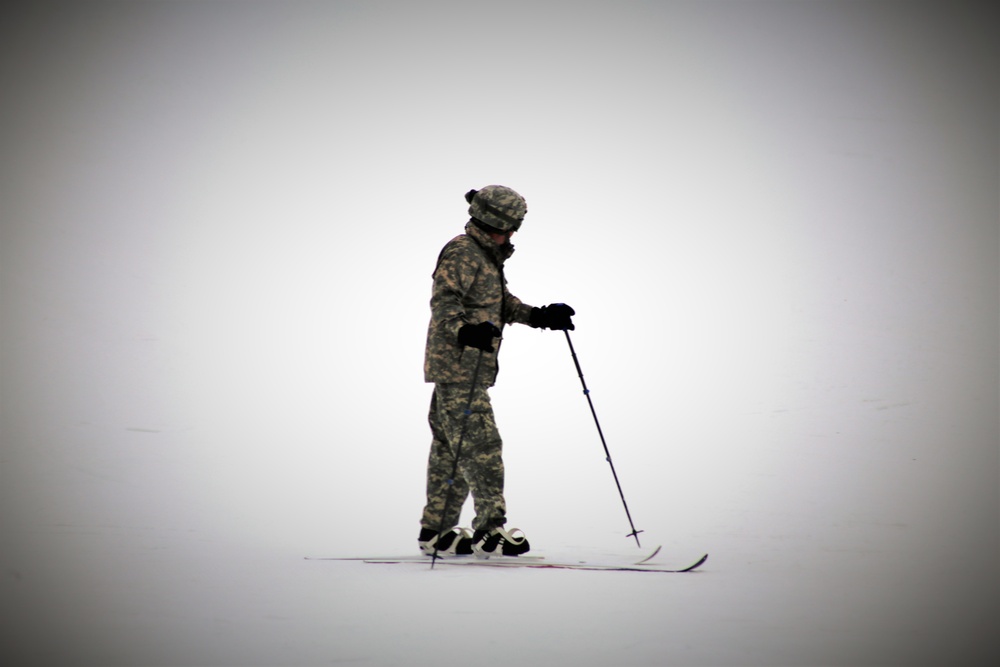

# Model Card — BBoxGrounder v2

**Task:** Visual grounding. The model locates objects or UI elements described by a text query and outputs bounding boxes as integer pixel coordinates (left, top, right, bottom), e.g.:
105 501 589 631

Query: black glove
529 303 576 330
458 321 501 352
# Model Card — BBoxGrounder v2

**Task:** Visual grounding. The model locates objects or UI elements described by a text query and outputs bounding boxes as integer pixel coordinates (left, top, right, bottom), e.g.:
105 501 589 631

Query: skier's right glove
458 321 501 353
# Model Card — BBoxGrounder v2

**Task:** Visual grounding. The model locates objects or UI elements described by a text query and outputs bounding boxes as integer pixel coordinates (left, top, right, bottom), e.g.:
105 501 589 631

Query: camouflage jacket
424 221 534 386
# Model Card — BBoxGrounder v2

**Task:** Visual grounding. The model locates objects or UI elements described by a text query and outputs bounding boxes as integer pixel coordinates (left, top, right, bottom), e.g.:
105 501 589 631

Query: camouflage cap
466 185 527 232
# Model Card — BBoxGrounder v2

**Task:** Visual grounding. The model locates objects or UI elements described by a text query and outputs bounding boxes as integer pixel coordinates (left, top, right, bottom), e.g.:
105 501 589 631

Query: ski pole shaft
564 330 643 547
430 347 485 568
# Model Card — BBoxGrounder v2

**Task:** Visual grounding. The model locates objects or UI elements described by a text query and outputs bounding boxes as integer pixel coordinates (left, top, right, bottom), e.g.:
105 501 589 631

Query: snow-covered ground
2 2 996 665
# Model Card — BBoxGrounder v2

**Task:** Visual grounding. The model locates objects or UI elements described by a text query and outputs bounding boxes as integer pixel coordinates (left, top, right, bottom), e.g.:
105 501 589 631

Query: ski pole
564 330 643 547
430 346 486 568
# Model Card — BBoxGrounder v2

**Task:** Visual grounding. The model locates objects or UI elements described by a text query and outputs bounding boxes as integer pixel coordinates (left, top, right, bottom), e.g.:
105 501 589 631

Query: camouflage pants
420 383 506 533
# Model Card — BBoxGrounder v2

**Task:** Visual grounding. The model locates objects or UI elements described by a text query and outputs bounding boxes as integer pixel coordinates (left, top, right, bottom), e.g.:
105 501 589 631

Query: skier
419 185 575 557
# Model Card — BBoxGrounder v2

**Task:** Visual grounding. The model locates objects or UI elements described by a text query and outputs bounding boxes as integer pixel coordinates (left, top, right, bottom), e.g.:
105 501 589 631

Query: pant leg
420 386 470 532
431 383 507 532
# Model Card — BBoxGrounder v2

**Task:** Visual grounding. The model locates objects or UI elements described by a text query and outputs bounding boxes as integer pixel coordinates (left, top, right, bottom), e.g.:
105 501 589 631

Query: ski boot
471 526 530 557
418 527 473 557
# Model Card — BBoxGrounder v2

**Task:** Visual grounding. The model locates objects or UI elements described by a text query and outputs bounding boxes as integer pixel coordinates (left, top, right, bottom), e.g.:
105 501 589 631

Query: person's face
489 230 515 246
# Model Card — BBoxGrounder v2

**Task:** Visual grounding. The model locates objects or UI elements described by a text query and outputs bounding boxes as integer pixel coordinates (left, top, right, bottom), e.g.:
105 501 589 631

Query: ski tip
679 553 709 572
635 545 662 564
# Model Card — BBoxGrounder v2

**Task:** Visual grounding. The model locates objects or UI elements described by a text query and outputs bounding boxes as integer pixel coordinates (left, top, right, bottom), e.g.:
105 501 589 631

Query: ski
305 545 658 566
304 555 547 563
306 547 708 573
635 544 662 564
426 555 707 573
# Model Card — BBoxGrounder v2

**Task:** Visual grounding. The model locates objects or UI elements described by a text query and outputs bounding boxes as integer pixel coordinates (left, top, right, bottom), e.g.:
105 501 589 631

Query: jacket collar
465 219 515 266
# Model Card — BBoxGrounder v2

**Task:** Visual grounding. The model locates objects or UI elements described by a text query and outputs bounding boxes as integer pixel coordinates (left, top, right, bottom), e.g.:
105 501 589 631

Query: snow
1 2 997 666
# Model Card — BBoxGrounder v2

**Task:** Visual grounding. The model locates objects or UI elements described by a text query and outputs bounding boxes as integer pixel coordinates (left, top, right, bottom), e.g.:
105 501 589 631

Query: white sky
1 1 997 665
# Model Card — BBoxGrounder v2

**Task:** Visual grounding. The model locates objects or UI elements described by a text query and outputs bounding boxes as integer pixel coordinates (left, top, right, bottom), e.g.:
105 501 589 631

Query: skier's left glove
529 303 575 330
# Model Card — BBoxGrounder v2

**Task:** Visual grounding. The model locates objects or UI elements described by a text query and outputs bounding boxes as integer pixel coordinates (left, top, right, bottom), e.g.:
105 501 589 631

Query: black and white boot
471 527 530 557
418 527 474 556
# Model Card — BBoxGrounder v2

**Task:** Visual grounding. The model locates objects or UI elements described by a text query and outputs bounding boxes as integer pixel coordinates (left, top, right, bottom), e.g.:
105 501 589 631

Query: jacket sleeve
430 243 475 342
503 282 534 326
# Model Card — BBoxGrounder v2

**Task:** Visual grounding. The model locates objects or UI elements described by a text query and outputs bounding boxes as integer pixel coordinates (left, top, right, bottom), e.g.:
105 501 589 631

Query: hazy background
1 1 996 665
